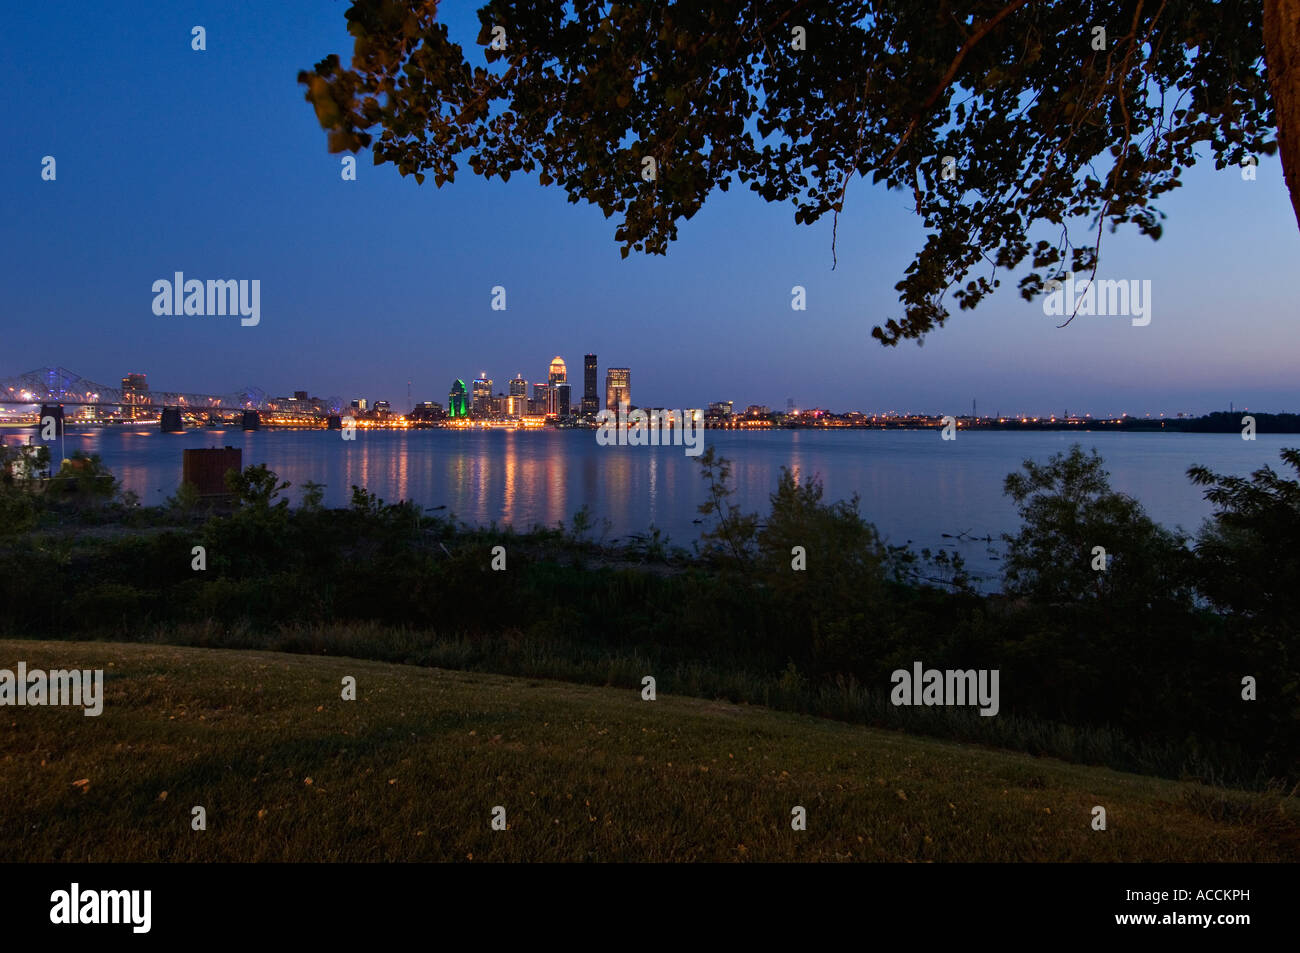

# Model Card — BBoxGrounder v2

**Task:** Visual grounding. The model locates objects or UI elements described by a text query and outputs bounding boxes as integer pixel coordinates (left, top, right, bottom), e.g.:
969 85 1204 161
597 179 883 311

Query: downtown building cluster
390 355 632 426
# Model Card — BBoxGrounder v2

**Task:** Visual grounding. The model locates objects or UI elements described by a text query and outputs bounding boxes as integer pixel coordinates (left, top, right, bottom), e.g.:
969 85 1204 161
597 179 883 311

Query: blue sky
3 1 1297 417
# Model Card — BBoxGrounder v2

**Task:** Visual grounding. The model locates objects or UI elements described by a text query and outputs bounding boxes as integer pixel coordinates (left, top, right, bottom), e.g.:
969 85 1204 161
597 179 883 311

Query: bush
49 452 118 501
0 488 38 536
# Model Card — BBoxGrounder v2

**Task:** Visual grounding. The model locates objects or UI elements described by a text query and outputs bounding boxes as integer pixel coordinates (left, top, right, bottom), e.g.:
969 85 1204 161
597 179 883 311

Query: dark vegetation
1 442 1295 790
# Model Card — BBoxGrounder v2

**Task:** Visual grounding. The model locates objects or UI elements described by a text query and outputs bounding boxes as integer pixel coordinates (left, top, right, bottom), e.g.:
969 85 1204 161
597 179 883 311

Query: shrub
49 452 118 501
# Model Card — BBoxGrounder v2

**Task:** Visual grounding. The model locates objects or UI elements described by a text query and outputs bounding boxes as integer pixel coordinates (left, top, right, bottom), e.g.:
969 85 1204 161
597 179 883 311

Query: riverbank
2 445 1296 791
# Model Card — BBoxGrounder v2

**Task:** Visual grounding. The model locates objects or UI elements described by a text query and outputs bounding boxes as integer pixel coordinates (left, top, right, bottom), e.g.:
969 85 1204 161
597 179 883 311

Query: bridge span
0 367 343 432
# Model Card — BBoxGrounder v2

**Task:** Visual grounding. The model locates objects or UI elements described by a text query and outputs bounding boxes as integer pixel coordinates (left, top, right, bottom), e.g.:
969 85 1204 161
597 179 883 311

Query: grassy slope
1 639 1295 862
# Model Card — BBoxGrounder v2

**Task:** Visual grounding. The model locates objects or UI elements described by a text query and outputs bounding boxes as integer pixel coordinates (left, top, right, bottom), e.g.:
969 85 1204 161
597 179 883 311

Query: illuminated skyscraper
447 379 468 418
547 356 567 415
605 367 630 412
472 375 493 417
582 354 599 415
121 372 148 420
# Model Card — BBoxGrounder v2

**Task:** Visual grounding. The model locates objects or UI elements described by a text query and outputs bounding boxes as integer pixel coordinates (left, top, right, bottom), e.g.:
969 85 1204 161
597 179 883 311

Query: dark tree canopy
300 1 1287 345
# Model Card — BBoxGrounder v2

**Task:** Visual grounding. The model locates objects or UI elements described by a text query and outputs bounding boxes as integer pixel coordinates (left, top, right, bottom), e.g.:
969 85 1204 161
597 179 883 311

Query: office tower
547 356 567 415
121 372 148 420
472 375 493 417
605 367 630 413
447 380 468 418
582 354 599 415
531 382 550 417
410 401 444 424
555 382 571 417
508 374 528 417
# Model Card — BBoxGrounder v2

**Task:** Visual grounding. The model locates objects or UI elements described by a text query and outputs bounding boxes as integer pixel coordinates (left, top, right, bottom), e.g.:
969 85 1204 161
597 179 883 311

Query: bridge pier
37 404 64 438
241 410 261 431
160 406 185 432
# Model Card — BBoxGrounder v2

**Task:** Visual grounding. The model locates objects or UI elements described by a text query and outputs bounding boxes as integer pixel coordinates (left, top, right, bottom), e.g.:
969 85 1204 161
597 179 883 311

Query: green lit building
448 379 469 418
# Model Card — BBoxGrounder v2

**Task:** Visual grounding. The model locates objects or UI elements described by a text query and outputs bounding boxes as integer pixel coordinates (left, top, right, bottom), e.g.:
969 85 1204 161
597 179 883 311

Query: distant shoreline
4 417 1299 435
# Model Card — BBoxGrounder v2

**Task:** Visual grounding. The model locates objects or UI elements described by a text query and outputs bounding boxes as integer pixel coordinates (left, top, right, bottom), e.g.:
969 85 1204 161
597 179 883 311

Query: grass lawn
1 639 1295 862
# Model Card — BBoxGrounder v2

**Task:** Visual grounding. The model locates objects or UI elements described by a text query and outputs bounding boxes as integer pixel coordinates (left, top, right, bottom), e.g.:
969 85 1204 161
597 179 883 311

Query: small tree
695 447 758 567
1002 445 1191 609
166 480 202 513
225 463 291 510
758 467 886 584
300 480 327 511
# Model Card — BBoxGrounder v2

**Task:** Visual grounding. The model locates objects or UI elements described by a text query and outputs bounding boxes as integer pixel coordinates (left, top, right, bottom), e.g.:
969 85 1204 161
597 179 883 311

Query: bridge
0 367 343 431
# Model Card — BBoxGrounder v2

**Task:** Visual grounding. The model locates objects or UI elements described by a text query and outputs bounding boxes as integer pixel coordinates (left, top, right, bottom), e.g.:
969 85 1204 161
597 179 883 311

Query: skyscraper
447 379 468 418
555 382 571 417
582 354 599 415
605 367 630 413
508 375 528 417
547 356 567 416
472 374 493 417
530 382 550 417
121 372 148 421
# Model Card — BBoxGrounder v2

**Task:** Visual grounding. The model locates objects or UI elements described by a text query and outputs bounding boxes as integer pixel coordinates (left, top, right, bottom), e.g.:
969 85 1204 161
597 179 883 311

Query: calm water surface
39 427 1296 586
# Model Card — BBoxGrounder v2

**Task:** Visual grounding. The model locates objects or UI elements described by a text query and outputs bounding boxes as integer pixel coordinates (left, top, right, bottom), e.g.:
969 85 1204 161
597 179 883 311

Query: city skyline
0 359 1281 423
4 4 1299 419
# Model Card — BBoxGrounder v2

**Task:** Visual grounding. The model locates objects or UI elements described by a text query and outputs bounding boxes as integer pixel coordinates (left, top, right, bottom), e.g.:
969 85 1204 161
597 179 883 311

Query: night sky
4 1 1298 416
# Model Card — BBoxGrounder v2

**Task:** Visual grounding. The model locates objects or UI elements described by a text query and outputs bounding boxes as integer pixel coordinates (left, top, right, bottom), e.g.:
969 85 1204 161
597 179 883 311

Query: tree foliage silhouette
301 1 1294 344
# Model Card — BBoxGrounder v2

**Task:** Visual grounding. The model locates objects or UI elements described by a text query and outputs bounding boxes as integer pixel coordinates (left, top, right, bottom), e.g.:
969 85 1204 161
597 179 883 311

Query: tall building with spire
508 374 528 417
